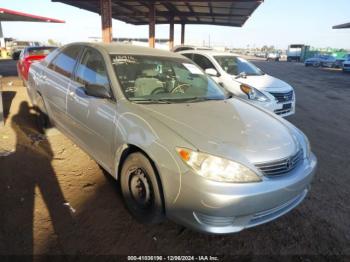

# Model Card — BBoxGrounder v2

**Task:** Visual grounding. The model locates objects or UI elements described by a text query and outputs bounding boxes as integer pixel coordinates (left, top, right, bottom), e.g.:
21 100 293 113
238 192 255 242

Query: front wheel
120 152 165 224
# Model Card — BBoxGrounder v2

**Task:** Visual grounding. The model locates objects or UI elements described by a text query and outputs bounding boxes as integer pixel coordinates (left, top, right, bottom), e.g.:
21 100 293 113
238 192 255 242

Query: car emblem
284 95 289 100
286 159 292 170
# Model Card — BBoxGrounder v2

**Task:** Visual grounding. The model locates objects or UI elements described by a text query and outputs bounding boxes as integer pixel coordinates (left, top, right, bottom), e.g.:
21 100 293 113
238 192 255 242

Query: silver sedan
27 42 317 234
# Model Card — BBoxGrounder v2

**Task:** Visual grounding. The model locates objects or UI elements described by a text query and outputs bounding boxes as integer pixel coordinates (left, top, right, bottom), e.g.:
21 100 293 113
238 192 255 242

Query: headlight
303 135 311 159
295 130 311 159
176 148 262 183
240 84 270 102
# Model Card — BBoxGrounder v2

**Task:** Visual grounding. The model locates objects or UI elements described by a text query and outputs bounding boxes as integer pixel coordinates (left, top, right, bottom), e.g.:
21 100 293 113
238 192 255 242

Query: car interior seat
134 67 163 97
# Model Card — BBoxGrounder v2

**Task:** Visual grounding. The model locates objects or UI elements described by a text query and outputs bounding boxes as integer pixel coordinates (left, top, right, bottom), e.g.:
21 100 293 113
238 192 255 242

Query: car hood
233 74 292 92
138 98 299 164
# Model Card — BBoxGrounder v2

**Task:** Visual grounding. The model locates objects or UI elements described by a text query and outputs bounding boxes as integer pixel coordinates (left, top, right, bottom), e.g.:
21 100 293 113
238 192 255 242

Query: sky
0 0 349 50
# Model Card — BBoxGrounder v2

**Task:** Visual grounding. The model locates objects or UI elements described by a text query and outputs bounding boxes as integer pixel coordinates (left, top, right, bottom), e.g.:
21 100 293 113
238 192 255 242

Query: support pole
149 2 156 48
0 22 4 48
0 22 5 58
0 75 3 127
181 23 185 45
169 16 174 50
100 0 112 43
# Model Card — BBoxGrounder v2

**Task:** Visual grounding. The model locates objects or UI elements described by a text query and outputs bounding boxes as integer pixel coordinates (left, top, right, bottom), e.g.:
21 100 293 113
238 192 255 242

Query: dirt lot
0 59 350 258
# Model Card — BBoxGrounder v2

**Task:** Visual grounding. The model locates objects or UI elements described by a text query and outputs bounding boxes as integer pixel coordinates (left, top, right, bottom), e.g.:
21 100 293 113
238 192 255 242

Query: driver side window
75 48 110 89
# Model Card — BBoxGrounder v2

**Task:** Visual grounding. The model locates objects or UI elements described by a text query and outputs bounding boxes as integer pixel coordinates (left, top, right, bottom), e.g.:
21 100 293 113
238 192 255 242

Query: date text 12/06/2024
127 256 220 261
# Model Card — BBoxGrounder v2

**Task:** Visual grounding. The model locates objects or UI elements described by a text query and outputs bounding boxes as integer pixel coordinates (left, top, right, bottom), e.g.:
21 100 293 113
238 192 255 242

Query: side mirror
205 68 219 77
85 84 112 99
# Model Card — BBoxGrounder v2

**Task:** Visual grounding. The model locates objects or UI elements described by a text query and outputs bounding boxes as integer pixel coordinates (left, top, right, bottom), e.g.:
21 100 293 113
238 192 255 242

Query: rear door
42 45 83 130
66 47 116 169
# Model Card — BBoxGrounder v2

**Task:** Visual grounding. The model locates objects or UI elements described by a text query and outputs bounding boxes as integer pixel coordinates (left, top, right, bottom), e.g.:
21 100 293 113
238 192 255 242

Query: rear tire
120 152 165 224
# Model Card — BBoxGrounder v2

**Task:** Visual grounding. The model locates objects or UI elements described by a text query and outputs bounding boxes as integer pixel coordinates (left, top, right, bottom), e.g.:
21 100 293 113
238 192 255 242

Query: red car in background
17 46 56 84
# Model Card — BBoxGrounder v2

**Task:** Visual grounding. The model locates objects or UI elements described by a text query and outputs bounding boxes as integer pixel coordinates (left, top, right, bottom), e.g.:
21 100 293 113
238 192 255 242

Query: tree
47 39 60 46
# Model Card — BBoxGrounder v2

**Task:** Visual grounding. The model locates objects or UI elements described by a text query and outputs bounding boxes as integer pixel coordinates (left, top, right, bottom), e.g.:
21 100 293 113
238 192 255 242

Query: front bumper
167 154 317 234
251 99 295 118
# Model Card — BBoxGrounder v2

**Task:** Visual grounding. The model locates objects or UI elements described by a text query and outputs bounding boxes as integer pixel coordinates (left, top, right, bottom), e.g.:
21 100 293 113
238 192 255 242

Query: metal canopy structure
0 7 65 23
53 1 261 27
0 7 65 50
52 0 263 48
333 22 350 29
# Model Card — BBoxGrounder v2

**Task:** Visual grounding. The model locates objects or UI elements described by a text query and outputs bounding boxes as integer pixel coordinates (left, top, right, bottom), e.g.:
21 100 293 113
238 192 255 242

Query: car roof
172 45 213 51
66 42 186 59
179 49 240 57
26 46 56 50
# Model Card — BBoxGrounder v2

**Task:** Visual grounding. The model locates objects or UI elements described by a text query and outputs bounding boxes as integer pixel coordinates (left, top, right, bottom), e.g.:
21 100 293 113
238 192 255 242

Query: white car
171 45 213 53
343 59 350 73
266 52 280 61
179 50 295 117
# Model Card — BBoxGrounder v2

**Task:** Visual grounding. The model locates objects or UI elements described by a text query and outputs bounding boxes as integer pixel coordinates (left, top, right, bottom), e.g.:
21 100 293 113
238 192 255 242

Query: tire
120 152 165 224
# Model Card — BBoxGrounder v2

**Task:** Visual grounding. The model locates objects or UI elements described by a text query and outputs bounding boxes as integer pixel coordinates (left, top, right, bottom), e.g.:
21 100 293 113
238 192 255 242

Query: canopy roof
0 7 65 23
52 0 262 27
333 22 350 29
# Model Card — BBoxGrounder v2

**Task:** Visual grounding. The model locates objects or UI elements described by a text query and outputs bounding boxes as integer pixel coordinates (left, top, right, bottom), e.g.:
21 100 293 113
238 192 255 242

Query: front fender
112 103 194 208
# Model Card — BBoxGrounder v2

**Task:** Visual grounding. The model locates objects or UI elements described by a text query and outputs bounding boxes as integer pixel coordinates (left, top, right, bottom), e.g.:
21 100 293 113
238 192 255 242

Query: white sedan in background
179 50 296 117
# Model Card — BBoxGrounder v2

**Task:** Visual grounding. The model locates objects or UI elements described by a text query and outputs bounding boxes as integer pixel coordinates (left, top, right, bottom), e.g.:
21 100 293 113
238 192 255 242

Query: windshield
214 56 264 76
111 55 229 103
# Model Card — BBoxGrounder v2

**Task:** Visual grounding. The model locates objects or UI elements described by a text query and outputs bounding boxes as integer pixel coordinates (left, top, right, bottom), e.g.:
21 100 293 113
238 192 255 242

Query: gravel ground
0 60 349 259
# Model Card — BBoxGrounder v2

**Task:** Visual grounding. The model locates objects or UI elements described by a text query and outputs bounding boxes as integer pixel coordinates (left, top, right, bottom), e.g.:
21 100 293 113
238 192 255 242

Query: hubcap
128 168 152 208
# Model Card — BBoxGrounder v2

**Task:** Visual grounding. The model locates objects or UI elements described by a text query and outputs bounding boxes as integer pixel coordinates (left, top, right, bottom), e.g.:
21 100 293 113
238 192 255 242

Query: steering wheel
170 83 190 94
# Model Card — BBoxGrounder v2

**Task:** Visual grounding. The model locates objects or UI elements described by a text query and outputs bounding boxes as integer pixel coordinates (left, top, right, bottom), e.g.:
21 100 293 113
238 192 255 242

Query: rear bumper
167 154 317 234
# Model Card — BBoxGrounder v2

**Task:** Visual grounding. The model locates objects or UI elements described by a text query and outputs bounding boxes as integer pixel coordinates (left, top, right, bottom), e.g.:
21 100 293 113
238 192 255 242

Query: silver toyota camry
27 42 317 234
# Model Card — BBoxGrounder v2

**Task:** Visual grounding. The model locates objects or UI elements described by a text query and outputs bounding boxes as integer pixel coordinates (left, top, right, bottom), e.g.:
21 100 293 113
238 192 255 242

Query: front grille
193 212 234 227
248 189 308 228
255 149 303 177
269 91 294 103
274 108 292 115
274 103 292 115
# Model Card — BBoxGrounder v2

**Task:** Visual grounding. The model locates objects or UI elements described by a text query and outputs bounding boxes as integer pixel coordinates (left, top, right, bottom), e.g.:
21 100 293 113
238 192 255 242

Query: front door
66 47 116 170
42 45 82 130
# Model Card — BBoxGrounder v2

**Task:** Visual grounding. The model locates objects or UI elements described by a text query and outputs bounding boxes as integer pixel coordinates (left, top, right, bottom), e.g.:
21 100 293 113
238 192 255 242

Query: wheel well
117 144 166 214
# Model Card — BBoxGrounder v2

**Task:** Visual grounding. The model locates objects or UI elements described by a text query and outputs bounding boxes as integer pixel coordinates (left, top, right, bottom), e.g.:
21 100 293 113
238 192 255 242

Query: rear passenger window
48 46 81 78
75 48 109 88
193 54 216 70
182 53 193 60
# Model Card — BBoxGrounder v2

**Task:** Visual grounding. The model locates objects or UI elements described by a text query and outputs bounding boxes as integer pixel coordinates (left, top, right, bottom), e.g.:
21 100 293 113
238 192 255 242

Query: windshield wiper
174 97 224 103
130 98 172 104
